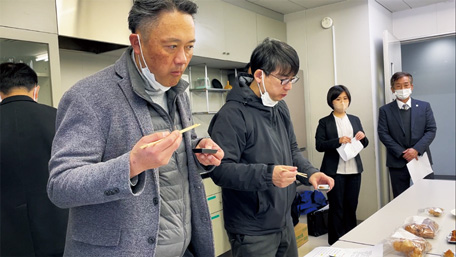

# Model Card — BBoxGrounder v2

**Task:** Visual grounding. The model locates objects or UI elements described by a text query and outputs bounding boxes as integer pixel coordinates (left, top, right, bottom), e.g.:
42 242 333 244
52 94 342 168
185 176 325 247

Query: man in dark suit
378 71 437 198
0 62 68 256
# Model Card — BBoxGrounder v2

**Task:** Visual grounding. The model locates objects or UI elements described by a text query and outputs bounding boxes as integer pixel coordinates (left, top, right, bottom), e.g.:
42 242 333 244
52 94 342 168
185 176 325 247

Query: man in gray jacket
47 0 223 256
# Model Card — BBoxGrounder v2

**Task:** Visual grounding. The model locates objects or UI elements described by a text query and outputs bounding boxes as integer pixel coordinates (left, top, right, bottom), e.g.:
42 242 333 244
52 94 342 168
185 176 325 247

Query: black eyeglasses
269 74 300 85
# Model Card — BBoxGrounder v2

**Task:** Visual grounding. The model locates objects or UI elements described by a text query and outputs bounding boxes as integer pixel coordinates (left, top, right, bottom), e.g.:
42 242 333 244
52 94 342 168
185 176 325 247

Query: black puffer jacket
208 73 318 235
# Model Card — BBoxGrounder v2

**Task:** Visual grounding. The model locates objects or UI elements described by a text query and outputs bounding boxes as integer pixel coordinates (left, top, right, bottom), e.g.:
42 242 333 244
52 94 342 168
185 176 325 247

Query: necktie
402 104 410 110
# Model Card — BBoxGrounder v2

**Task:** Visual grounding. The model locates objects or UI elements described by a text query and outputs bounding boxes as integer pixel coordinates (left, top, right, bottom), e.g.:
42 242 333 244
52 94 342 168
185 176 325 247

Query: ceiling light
35 53 48 62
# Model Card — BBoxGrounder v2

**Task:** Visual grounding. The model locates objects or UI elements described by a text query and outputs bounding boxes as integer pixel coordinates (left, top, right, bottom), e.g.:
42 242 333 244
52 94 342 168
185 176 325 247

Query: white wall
392 0 455 40
367 0 393 208
58 49 125 95
285 0 384 220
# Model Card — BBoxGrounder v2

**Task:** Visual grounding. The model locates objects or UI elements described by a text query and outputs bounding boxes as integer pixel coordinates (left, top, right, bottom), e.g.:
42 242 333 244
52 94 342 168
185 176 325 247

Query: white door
379 30 403 205
382 30 402 104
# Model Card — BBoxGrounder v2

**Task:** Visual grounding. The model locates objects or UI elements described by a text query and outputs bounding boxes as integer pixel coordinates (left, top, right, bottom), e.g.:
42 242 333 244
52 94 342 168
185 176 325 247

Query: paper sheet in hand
406 152 433 183
303 244 383 257
336 138 363 161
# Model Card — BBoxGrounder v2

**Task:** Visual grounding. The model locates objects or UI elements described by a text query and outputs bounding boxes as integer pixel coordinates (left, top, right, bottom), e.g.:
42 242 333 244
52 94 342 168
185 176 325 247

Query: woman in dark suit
315 85 369 245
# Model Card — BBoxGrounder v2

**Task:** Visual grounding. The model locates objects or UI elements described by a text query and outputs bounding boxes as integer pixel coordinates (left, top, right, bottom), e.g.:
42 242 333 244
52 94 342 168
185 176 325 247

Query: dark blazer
378 98 436 168
315 113 369 175
1 95 68 256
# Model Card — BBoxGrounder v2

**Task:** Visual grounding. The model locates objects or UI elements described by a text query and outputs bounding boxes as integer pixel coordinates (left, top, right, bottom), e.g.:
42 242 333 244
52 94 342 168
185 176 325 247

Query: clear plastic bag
403 216 439 239
418 207 444 217
384 228 432 257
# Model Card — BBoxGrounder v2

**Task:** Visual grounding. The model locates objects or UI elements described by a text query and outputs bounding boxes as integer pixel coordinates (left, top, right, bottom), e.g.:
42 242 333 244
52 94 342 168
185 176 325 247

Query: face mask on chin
136 35 170 92
257 71 278 107
395 88 412 100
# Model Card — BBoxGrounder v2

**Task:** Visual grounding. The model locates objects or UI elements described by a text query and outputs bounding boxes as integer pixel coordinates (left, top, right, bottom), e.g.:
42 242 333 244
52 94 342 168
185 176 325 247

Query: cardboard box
294 223 308 248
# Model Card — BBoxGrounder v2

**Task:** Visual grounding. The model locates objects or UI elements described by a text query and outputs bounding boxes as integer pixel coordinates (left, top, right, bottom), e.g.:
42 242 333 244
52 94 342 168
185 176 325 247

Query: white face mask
333 101 348 113
257 71 278 107
136 35 170 92
395 88 412 100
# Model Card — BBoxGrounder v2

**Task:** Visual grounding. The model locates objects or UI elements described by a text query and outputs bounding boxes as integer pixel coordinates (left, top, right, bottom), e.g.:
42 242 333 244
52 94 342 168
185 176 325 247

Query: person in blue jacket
315 85 369 245
208 38 334 257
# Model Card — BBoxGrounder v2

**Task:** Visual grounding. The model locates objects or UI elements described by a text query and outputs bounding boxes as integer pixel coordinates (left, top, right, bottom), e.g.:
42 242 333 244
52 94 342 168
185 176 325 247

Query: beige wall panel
0 0 57 33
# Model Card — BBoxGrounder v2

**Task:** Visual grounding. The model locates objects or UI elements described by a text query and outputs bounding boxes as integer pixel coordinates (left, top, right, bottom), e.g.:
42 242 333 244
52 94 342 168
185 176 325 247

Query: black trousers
227 216 298 257
327 173 361 245
388 166 411 198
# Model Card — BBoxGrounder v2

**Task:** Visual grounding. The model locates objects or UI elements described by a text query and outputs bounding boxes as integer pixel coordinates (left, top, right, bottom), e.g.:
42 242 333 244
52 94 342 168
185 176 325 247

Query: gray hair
390 71 413 87
128 0 198 39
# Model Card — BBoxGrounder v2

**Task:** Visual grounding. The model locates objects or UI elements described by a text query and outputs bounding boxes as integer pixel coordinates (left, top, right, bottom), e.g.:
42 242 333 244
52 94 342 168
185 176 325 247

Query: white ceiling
225 0 451 15
246 0 345 14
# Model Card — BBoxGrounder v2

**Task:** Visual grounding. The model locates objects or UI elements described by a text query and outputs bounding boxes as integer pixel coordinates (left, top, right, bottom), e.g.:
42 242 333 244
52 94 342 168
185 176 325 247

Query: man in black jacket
0 62 68 256
208 38 334 257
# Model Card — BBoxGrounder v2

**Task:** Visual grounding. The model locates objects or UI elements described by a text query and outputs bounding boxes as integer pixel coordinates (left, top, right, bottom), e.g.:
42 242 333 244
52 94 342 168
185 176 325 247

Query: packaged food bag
418 207 444 217
384 228 432 257
403 216 439 239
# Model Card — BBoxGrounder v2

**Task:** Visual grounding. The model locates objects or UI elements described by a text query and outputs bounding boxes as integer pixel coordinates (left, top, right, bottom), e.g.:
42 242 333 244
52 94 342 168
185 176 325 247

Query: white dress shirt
334 114 358 174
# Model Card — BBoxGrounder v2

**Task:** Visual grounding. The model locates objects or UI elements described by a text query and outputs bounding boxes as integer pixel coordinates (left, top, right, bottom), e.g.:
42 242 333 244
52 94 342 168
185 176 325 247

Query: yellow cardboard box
294 223 308 248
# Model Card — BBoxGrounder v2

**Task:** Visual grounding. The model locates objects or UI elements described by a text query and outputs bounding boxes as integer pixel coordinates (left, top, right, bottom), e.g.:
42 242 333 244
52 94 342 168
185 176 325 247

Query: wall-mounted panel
56 0 131 45
256 14 287 43
0 0 57 34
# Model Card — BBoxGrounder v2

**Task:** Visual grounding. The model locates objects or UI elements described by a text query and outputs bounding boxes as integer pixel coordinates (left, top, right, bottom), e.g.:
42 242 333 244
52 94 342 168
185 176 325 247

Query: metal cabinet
0 27 62 107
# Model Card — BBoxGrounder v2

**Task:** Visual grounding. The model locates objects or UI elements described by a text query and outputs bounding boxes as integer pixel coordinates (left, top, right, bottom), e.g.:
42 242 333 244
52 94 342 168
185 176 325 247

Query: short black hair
0 62 38 95
128 0 198 39
327 85 351 109
390 71 413 87
250 38 299 77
